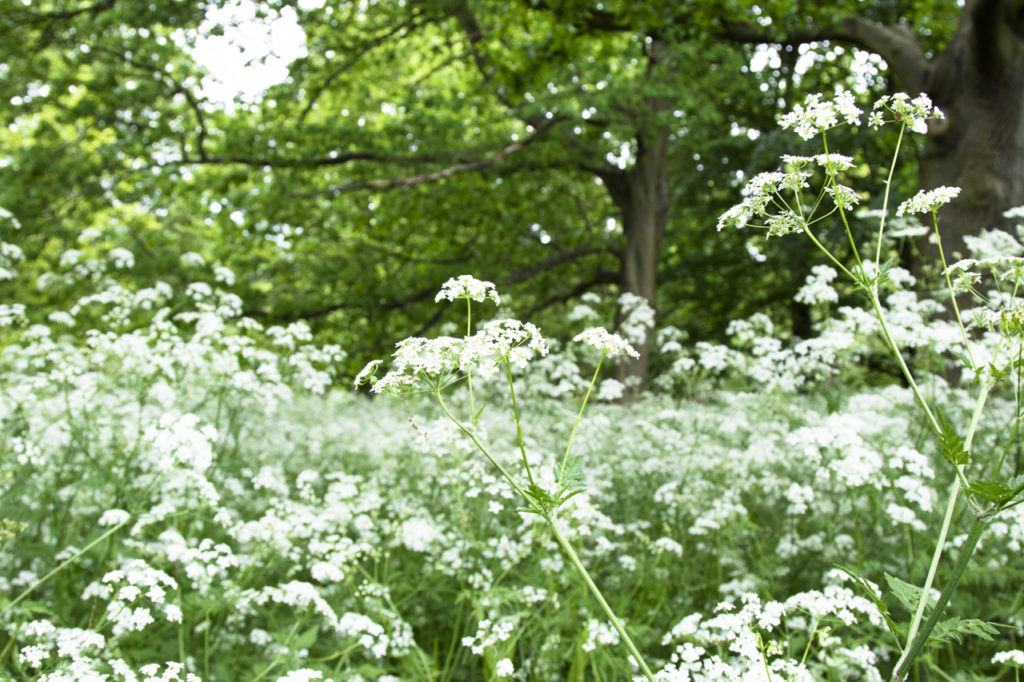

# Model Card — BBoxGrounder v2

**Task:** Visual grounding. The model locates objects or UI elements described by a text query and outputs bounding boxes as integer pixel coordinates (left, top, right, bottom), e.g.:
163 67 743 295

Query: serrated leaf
967 480 1014 504
885 573 935 615
836 566 901 641
559 455 585 491
935 409 969 466
526 483 557 513
877 257 896 284
930 617 1000 644
292 623 320 650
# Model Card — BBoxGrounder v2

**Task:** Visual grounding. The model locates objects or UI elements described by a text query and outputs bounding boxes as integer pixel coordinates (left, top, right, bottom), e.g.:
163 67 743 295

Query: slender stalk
559 353 604 480
893 517 987 680
505 361 537 487
894 381 990 676
821 133 864 274
544 512 656 681
931 212 974 367
1 517 130 618
466 298 476 424
435 390 539 511
874 123 906 265
866 292 940 432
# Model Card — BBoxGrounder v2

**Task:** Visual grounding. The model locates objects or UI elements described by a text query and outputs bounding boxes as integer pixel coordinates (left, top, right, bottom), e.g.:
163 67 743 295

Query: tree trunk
600 128 671 398
916 0 1024 267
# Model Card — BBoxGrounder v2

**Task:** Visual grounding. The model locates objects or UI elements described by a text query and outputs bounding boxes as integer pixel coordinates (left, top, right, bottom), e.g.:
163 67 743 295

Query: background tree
4 0 1011 392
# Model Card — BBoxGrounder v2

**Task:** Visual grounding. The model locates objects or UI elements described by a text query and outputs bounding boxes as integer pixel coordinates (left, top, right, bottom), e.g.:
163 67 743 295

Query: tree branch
718 16 929 93
290 117 567 197
503 244 618 286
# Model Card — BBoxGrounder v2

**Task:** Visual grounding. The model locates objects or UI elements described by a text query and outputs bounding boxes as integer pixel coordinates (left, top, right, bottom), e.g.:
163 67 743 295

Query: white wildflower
574 327 639 358
896 186 961 216
435 275 500 304
779 87 862 139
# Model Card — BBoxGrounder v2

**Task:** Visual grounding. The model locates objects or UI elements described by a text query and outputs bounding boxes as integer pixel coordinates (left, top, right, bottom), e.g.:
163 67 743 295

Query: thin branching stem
505 361 537 487
559 352 604 481
543 510 657 682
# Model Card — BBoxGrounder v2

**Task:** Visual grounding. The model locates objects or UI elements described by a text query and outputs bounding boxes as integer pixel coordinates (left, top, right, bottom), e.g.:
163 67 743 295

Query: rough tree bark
916 0 1024 263
597 128 671 398
805 0 1024 264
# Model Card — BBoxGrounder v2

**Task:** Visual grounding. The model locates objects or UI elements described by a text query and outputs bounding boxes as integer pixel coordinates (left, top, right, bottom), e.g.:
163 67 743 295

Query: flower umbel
435 275 500 305
779 87 862 140
896 186 961 216
574 327 640 358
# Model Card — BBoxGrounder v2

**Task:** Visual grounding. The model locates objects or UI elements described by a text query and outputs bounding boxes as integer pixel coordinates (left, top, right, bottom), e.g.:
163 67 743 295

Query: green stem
867 292 940 432
875 123 906 265
892 516 987 681
931 212 974 368
821 133 864 274
1 517 130 618
466 298 476 425
543 511 656 681
435 390 539 511
250 618 304 682
559 353 604 481
505 361 537 487
895 381 989 675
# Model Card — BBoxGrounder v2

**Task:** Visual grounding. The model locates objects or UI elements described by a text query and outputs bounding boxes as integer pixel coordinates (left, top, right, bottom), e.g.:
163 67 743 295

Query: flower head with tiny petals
896 186 961 216
779 88 862 140
574 327 639 358
435 275 500 305
869 92 944 131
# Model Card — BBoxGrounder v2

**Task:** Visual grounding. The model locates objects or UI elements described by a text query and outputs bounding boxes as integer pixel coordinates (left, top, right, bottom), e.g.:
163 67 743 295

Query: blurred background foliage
0 0 966 380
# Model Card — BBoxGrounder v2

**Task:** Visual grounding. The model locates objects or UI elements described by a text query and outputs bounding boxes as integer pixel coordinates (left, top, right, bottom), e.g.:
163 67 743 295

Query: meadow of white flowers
2 92 1024 681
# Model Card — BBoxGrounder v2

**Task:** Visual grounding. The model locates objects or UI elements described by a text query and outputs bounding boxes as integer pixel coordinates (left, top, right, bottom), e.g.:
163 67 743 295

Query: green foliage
937 409 970 467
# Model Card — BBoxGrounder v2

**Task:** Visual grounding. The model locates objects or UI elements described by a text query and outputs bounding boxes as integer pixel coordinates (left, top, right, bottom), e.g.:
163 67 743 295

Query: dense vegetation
2 1 1024 680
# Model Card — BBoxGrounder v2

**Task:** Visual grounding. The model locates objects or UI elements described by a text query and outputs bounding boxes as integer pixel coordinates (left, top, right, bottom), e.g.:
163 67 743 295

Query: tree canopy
4 0 1016 389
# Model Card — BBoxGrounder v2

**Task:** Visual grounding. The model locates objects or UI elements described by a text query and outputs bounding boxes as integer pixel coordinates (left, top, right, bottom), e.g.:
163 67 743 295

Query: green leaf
836 566 901 641
935 409 969 466
292 623 320 650
967 480 1014 504
559 455 586 491
929 617 1000 644
885 572 935 615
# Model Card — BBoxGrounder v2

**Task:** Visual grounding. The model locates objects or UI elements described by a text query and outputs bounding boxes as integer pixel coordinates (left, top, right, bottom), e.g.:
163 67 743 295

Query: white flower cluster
782 153 856 173
617 292 656 345
993 649 1024 666
461 616 517 655
582 617 621 653
574 327 639 358
360 318 549 394
144 412 218 474
869 92 944 131
82 560 182 638
795 265 839 305
653 579 884 681
435 274 500 305
779 87 862 140
896 186 961 216
716 171 810 233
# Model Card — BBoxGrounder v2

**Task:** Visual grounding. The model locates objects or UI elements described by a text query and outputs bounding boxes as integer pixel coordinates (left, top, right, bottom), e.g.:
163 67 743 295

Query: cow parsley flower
494 658 515 677
896 186 961 216
993 650 1024 666
435 275 500 304
779 88 862 139
869 92 944 131
574 327 639 358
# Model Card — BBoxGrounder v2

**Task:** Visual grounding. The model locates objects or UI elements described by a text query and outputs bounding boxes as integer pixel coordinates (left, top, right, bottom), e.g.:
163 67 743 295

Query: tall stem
544 512 656 681
505 362 536 487
893 517 987 680
466 298 476 424
559 353 604 480
894 381 990 677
